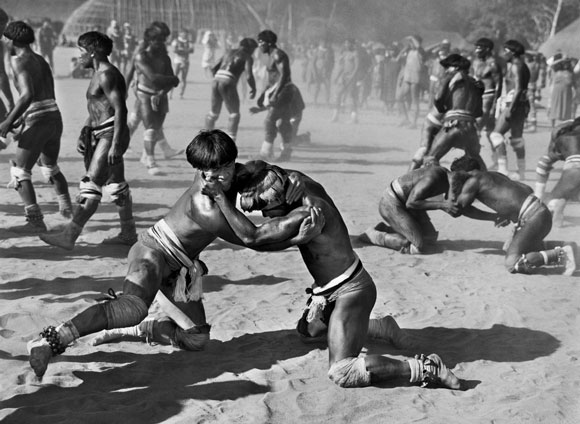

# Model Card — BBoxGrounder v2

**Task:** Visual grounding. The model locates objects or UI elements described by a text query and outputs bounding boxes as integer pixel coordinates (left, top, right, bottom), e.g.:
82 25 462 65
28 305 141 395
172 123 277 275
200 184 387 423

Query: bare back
11 50 55 101
298 177 357 285
220 48 252 81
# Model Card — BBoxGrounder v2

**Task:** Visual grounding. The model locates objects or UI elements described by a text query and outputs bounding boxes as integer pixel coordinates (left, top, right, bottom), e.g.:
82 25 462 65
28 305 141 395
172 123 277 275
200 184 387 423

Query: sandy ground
0 46 579 424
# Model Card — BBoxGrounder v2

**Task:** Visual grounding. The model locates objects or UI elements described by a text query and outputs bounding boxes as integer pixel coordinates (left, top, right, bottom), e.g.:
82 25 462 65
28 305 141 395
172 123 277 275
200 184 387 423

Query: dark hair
237 160 288 212
240 37 258 50
504 39 525 56
186 129 238 170
257 29 277 45
440 53 471 70
450 171 472 201
450 155 482 172
151 21 170 36
78 31 113 56
475 37 494 50
4 21 35 45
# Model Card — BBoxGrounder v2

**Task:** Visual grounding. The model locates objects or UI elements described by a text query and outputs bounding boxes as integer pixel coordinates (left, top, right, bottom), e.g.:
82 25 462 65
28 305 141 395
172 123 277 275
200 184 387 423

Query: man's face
200 162 236 191
503 48 514 61
258 39 271 54
149 34 167 52
474 45 488 59
78 46 93 69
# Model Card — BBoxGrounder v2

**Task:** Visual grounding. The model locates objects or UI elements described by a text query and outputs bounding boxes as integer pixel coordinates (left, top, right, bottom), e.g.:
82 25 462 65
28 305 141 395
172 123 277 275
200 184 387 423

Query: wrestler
449 159 576 276
489 40 530 180
0 8 15 136
171 29 193 99
331 38 361 124
0 21 72 233
534 118 580 227
422 53 487 170
133 22 180 175
471 38 503 168
255 30 305 161
408 106 443 171
205 37 258 141
27 130 321 378
360 162 460 253
39 31 136 250
202 160 461 390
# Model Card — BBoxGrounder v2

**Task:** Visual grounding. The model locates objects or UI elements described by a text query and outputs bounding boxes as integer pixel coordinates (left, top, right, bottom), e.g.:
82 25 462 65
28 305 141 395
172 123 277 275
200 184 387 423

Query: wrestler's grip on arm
291 206 325 244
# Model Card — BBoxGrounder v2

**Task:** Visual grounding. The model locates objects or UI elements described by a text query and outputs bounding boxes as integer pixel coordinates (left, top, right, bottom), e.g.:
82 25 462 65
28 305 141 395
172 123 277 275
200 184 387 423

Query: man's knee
78 176 103 203
7 165 32 190
328 356 372 388
102 294 149 329
38 164 62 184
144 128 159 142
104 181 131 206
489 132 505 149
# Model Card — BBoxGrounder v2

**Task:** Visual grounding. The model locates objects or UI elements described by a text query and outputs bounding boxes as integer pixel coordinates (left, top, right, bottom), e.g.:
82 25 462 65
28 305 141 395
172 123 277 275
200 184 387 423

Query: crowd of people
0 6 577 396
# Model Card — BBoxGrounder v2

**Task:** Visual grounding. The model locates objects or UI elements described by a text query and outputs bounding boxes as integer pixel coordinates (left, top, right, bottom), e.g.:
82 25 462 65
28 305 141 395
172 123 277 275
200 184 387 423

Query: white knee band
173 326 210 351
103 294 149 330
79 177 103 201
39 164 61 182
328 356 371 388
510 137 525 149
104 181 129 203
8 166 31 189
144 128 157 142
489 132 505 148
412 146 428 163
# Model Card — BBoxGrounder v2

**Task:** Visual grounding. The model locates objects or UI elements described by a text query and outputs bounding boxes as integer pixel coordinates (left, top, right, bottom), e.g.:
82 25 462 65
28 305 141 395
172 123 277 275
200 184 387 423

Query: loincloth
79 116 115 169
390 178 407 204
23 99 60 126
426 111 443 127
215 69 235 82
136 83 169 114
514 194 546 235
442 109 476 129
143 219 206 302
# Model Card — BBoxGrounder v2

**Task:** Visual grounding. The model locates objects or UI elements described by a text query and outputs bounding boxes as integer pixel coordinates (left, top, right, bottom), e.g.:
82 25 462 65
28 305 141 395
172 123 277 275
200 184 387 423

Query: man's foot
420 353 461 389
27 337 53 378
10 220 48 235
39 231 75 250
561 244 577 276
101 232 138 246
147 162 162 176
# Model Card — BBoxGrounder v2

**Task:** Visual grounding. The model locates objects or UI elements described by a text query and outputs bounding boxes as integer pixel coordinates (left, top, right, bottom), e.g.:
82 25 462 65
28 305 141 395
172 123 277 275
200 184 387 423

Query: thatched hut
62 0 263 43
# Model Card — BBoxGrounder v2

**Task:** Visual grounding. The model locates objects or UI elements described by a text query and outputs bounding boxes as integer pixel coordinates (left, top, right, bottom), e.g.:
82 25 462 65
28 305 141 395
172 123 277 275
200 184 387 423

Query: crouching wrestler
202 160 462 389
27 130 321 378
450 158 577 276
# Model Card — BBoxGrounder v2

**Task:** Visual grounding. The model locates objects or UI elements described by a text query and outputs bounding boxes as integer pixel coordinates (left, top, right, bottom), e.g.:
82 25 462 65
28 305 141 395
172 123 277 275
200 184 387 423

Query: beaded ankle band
40 326 67 355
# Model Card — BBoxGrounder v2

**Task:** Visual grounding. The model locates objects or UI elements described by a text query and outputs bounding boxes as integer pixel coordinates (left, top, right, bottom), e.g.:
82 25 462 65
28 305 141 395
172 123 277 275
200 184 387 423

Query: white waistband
312 256 361 295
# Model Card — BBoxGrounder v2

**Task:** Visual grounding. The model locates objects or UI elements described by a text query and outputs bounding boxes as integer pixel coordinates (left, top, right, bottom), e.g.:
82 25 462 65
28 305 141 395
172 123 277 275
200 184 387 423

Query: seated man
534 118 580 227
360 162 459 254
450 158 576 276
26 130 320 378
202 160 461 389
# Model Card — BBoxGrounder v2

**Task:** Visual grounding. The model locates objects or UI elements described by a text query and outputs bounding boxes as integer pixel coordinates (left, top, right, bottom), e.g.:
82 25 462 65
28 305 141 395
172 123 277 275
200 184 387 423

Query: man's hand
77 137 85 155
494 215 510 227
151 94 162 111
0 120 11 138
442 201 460 217
108 144 123 166
201 180 225 202
295 206 325 244
249 88 256 100
286 172 305 204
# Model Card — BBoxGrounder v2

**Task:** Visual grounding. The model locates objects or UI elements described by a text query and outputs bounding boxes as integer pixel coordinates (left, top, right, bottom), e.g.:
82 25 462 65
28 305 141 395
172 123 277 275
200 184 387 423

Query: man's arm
100 68 128 164
433 74 451 113
245 55 256 99
491 60 503 105
0 61 32 136
134 52 178 90
508 61 524 115
406 175 457 215
272 50 291 100
0 44 14 112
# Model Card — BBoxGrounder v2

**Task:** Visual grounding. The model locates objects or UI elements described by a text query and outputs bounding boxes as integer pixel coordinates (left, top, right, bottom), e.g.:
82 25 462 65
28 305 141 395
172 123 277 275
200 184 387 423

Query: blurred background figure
201 30 219 79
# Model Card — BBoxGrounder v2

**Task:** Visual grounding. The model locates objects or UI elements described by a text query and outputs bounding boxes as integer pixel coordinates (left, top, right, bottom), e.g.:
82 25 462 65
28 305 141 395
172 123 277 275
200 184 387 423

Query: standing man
331 38 361 124
133 22 180 175
534 118 580 227
37 19 57 70
40 31 136 250
202 160 461 389
0 21 72 233
396 35 425 129
471 37 503 168
255 30 303 162
489 40 530 180
205 37 258 141
171 29 194 99
421 54 486 170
